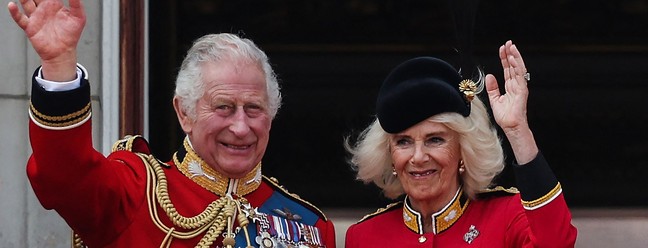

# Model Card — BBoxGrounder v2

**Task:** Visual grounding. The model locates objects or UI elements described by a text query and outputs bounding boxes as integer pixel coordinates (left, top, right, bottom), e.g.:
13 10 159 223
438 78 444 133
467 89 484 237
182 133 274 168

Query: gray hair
174 33 281 119
346 97 505 200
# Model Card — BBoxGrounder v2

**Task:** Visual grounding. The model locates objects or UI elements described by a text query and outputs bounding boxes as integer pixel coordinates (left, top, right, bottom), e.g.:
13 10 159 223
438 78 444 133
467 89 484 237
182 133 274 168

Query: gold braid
235 199 255 248
71 232 86 248
138 154 254 248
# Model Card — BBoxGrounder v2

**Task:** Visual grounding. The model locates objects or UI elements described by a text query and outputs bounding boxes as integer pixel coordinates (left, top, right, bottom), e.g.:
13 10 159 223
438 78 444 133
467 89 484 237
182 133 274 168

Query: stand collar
402 187 470 234
173 137 262 197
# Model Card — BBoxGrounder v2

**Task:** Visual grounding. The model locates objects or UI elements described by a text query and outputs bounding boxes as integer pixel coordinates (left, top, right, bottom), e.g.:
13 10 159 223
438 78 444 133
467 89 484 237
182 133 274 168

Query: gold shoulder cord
72 233 86 248
70 153 255 248
137 153 255 248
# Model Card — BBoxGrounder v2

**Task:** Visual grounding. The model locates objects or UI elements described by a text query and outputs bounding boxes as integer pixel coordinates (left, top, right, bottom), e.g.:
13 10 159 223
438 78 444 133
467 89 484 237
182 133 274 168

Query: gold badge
458 79 478 102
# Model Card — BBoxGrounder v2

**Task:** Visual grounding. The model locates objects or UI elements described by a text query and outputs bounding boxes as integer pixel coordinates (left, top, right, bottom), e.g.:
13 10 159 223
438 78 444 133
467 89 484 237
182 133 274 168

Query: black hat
376 57 471 133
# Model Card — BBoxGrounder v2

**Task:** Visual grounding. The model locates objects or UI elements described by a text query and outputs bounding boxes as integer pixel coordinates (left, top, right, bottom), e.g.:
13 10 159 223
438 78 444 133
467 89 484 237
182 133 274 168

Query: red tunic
27 67 336 247
346 156 577 248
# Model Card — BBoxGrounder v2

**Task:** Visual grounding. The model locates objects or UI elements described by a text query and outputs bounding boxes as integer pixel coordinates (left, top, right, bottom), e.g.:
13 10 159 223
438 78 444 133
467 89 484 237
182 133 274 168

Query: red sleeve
316 218 337 248
505 194 577 248
506 152 577 248
344 223 358 248
27 69 147 244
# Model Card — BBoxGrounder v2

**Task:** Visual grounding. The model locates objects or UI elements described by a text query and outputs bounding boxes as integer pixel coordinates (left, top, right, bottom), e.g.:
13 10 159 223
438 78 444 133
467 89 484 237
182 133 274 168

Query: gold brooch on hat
458 79 478 102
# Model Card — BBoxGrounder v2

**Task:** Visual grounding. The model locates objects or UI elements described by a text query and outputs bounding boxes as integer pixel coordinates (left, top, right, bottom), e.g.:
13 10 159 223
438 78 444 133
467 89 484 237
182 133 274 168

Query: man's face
176 60 272 178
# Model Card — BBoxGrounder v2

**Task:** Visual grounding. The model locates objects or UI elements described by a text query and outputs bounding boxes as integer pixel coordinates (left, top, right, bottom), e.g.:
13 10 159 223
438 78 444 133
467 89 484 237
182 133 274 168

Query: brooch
463 225 479 244
458 79 478 102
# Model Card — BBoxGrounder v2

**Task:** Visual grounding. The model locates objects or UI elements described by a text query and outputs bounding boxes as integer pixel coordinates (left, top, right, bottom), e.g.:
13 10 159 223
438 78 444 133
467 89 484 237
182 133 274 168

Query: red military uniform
27 67 336 247
346 154 577 247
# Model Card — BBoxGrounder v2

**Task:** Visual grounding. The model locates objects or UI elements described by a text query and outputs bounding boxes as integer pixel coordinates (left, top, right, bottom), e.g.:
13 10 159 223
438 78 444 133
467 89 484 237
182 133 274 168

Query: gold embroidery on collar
403 188 470 235
403 200 423 234
433 188 470 234
174 138 262 196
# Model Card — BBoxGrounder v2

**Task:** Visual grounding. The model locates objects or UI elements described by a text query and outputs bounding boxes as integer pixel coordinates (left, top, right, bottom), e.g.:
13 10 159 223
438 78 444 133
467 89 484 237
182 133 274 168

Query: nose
409 142 430 165
229 107 251 137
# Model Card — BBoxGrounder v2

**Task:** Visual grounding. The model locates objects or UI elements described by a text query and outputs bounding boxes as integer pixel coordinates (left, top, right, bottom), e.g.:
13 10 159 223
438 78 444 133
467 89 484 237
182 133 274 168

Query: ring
523 72 531 81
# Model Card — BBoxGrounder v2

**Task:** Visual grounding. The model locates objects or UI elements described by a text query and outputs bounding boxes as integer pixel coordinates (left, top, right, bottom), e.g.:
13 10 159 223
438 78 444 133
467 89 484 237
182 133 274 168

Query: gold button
419 236 427 243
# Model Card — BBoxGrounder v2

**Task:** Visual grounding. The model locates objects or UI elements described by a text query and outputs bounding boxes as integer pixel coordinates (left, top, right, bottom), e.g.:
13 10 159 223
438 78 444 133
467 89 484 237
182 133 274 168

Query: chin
408 188 442 200
222 164 255 177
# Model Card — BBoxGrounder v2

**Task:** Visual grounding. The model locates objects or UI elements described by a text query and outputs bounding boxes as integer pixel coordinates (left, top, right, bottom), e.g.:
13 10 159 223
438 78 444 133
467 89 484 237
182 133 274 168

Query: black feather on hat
376 57 471 134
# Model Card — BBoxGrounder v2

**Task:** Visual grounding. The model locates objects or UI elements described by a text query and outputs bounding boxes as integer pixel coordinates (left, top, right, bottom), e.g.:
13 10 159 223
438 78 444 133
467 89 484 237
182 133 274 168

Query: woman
345 41 577 247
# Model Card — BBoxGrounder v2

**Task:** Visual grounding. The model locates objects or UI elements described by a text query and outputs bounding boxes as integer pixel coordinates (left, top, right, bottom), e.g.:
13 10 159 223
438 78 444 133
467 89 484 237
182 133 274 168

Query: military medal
249 206 325 248
256 231 277 248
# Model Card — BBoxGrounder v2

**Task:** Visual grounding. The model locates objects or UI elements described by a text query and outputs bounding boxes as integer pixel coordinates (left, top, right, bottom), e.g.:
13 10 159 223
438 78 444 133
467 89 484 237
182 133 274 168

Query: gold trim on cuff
29 102 91 127
521 182 562 209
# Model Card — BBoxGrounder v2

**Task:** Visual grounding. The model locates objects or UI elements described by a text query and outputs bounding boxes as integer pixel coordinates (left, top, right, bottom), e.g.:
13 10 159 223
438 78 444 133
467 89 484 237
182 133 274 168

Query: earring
459 160 466 173
392 167 397 176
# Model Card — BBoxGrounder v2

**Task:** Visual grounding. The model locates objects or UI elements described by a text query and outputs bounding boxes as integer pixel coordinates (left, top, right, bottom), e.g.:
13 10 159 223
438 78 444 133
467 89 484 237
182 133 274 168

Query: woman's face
389 119 462 207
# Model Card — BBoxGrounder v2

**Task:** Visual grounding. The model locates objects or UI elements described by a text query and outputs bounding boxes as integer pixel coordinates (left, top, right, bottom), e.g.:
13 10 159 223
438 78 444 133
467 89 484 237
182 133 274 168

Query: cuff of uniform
513 152 562 210
29 65 92 130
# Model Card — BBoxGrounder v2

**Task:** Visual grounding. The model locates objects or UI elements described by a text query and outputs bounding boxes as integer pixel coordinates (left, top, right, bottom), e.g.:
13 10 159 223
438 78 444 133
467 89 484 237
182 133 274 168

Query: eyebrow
425 130 448 137
394 129 448 138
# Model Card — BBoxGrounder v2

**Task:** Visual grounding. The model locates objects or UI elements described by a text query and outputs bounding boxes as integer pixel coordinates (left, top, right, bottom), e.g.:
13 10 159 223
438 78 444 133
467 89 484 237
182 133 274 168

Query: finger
509 44 527 70
508 55 521 74
69 0 85 18
499 44 512 79
506 55 528 89
485 74 501 103
507 45 526 77
18 0 38 16
8 2 29 30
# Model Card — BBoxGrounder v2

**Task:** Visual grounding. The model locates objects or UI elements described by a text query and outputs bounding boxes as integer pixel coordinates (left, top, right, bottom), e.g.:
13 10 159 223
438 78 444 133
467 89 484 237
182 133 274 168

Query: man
8 0 336 247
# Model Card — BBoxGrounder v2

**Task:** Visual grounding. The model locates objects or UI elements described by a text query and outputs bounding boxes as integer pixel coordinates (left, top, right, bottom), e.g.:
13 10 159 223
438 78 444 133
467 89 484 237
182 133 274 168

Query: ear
173 96 193 134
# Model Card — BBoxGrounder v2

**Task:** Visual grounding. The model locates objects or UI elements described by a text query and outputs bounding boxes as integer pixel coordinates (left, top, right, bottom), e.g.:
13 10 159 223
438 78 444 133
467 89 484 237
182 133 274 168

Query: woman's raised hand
485 40 538 164
485 40 530 134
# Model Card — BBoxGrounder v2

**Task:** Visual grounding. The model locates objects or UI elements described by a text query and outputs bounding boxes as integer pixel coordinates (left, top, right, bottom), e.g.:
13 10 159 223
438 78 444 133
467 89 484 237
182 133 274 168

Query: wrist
40 51 78 82
502 123 530 139
504 125 539 165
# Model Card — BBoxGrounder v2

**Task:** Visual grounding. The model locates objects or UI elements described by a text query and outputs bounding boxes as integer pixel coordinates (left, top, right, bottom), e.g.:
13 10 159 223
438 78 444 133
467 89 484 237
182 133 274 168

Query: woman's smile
407 168 438 178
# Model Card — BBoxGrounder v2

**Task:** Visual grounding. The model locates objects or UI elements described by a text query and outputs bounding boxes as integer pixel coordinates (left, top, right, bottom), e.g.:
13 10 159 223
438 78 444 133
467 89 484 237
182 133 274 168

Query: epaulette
357 201 403 224
111 135 152 154
477 186 519 199
263 176 329 221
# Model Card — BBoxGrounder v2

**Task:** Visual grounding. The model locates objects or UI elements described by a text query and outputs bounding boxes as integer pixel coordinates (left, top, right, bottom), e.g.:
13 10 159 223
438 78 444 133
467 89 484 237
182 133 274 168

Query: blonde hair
346 97 504 199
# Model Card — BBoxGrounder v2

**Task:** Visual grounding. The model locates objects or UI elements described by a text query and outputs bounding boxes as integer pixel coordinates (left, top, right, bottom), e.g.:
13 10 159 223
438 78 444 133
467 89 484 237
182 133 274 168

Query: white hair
174 33 281 119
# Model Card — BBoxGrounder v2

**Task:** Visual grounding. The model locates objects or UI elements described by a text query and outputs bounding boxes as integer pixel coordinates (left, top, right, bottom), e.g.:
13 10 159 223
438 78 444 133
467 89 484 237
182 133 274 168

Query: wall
0 1 104 247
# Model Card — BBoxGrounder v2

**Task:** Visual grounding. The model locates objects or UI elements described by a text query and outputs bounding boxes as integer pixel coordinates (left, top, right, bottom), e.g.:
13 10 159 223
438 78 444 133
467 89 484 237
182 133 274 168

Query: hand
8 0 86 81
485 40 529 133
486 40 538 164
